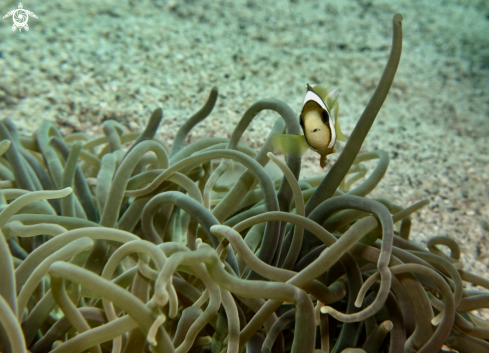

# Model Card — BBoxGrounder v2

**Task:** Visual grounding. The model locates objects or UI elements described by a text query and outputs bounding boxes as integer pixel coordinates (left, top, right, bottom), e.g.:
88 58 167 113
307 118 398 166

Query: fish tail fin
320 155 327 168
272 134 309 157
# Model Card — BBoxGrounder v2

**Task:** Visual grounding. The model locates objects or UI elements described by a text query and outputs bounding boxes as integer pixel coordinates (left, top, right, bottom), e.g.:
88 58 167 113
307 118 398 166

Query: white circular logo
13 9 29 27
3 3 38 32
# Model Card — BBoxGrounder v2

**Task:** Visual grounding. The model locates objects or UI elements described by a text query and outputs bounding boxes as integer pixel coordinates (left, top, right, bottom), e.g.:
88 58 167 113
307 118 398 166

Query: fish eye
321 111 329 124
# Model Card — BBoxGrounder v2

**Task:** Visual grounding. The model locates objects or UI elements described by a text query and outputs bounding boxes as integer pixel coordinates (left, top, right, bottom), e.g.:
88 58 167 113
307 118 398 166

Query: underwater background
0 0 488 321
1 0 487 279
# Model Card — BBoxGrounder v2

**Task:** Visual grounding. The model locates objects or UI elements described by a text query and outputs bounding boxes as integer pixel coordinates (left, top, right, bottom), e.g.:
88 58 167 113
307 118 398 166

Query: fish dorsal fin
325 89 339 111
310 84 329 102
302 88 328 112
272 134 309 157
308 84 340 111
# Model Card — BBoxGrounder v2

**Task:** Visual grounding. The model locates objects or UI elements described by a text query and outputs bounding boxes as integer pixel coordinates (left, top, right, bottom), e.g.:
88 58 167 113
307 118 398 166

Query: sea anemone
0 13 488 353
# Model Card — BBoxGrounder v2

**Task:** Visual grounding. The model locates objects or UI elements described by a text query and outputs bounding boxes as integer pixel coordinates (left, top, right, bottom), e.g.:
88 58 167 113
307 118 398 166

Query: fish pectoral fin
335 124 346 142
272 134 309 157
334 104 347 142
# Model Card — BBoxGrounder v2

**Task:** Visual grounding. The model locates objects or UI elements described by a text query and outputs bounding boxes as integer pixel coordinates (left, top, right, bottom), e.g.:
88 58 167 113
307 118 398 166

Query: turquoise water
0 0 488 352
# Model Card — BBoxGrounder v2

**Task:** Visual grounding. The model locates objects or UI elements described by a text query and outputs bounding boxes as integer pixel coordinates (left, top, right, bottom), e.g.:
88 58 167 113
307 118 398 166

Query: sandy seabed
1 0 488 290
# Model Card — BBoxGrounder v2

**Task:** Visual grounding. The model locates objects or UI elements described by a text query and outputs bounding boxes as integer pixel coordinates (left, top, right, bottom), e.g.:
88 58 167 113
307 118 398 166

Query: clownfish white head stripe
302 89 328 111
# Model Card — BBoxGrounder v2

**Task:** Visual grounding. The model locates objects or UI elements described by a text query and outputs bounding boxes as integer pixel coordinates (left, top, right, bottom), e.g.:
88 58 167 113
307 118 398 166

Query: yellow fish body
273 84 346 168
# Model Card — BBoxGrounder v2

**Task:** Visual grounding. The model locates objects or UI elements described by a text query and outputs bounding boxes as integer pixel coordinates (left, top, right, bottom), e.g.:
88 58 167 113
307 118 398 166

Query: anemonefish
272 83 346 168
